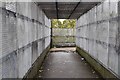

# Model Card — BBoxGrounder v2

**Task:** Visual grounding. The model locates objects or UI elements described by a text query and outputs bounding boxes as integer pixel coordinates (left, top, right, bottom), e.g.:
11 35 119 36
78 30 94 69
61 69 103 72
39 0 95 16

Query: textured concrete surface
77 46 119 79
0 2 2 78
1 2 51 79
36 49 102 78
23 45 50 78
76 0 119 77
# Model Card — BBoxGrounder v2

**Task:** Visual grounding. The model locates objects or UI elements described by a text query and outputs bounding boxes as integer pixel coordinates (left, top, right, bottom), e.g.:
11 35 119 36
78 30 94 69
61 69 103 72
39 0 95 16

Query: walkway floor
36 48 103 79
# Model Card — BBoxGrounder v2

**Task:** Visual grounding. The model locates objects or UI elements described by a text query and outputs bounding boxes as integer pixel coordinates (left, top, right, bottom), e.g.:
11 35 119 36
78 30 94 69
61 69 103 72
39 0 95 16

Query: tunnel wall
76 0 120 78
0 2 51 78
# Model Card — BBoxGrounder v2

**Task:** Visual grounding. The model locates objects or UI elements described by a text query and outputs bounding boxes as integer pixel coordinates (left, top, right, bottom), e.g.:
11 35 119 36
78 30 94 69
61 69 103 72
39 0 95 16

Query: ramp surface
36 48 102 79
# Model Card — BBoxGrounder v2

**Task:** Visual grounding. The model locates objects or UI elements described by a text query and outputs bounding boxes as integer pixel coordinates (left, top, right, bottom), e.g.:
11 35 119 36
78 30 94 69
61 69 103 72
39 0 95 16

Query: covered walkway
0 0 120 79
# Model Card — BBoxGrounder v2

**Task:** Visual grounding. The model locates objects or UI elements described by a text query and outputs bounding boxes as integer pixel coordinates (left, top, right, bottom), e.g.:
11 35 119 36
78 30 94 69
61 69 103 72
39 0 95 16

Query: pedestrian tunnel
0 0 120 79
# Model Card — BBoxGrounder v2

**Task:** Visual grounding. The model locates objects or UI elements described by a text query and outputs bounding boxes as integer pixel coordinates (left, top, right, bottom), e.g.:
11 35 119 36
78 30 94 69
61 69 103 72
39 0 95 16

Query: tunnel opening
51 19 76 48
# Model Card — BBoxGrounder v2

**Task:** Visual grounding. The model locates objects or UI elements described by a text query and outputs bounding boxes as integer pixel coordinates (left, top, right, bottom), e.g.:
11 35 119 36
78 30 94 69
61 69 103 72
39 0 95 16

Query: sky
59 19 66 23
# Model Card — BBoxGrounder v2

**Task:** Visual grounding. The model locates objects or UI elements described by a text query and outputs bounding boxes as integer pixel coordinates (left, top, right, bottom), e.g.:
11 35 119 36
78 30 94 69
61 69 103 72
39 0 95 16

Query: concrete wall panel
99 21 109 43
32 42 38 64
18 47 32 78
102 0 110 20
109 20 118 45
17 18 25 48
38 40 42 56
2 11 17 57
1 2 51 79
24 20 29 46
0 4 2 59
38 7 43 23
96 4 102 21
17 2 26 17
28 21 32 43
92 40 97 59
108 46 118 74
97 43 108 67
2 52 18 78
76 0 119 77
110 0 118 18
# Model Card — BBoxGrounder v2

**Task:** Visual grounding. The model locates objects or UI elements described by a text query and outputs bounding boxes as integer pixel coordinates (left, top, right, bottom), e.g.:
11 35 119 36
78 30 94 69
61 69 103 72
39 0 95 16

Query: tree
51 19 76 28
51 19 62 28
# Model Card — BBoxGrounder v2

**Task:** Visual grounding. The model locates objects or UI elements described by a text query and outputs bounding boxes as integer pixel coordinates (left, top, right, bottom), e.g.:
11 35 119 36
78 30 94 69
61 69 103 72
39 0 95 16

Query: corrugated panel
1 2 51 78
38 2 100 19
76 0 119 76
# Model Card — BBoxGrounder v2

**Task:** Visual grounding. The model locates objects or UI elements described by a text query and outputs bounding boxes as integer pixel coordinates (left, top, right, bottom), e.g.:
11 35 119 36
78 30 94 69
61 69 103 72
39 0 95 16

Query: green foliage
51 19 76 28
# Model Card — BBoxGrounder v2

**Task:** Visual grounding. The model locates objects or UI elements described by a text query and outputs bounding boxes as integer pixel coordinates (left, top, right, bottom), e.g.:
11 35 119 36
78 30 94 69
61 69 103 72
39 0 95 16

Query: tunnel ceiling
37 1 101 19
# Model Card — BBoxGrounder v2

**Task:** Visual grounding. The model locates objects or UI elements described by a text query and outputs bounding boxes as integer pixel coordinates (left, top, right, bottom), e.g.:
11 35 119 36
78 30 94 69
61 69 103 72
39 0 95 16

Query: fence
52 28 76 47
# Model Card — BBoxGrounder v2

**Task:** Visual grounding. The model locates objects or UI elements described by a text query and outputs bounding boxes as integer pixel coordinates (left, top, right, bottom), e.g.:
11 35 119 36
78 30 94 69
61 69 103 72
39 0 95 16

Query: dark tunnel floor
35 48 103 79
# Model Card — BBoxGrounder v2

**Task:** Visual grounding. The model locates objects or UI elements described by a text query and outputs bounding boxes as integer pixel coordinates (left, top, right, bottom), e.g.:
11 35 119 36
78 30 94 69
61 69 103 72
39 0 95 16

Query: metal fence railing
52 28 76 47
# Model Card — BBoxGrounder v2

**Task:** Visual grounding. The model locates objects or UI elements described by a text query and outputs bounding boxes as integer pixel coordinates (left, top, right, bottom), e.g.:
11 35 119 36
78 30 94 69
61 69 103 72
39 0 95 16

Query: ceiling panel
37 2 101 19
